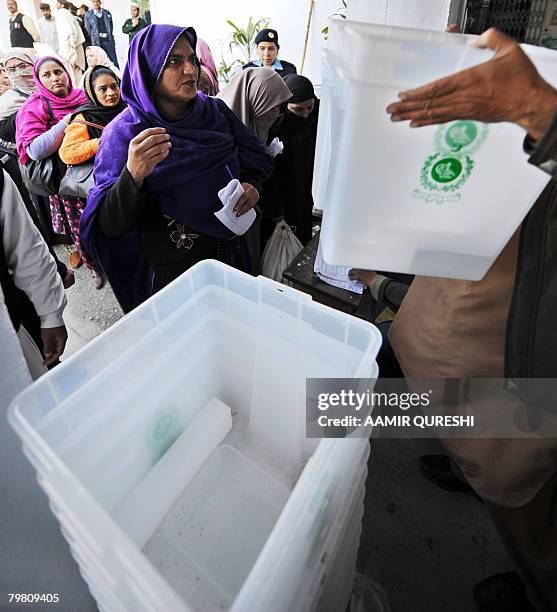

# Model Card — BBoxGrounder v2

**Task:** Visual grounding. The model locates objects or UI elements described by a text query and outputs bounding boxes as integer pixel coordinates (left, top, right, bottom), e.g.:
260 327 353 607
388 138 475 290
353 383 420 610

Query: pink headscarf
16 57 87 164
196 38 219 95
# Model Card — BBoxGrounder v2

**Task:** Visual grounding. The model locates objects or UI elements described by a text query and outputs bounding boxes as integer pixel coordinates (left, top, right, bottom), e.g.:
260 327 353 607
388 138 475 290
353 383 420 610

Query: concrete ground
55 246 122 359
358 438 513 611
56 251 515 611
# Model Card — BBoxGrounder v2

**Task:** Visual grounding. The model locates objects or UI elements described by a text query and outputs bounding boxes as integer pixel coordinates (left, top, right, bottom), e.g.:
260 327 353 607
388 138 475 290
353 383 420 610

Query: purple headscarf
81 24 272 312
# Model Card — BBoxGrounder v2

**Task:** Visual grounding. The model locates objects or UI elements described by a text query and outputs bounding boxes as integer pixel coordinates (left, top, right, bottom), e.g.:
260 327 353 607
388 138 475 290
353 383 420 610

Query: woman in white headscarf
217 67 292 145
0 49 37 150
82 45 121 84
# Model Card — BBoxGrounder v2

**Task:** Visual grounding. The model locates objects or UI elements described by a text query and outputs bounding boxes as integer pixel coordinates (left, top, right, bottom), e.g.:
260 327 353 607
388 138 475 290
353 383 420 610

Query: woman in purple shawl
81 25 273 313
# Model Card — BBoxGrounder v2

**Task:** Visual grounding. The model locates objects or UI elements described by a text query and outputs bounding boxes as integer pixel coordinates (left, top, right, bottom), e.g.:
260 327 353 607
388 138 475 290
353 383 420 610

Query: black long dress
262 99 320 247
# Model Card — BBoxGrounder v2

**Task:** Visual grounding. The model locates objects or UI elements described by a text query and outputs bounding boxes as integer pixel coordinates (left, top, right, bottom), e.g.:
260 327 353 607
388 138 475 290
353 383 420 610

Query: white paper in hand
215 179 256 236
265 137 284 158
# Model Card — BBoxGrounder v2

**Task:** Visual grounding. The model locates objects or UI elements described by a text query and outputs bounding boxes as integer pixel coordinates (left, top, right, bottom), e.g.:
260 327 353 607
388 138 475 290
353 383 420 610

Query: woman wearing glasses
0 49 37 151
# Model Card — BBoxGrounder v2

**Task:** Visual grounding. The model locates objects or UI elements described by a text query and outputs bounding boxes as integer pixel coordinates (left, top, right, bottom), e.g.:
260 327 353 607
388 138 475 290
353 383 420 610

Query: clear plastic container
314 20 556 280
9 261 381 612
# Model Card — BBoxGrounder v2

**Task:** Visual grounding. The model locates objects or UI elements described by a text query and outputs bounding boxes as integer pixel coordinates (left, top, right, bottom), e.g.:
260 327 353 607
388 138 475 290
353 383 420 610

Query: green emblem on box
414 121 488 204
420 153 474 192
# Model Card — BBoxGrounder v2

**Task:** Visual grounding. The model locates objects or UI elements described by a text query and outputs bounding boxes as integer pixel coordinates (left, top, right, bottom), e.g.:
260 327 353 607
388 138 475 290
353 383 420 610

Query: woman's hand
126 127 172 187
62 113 72 125
234 182 260 216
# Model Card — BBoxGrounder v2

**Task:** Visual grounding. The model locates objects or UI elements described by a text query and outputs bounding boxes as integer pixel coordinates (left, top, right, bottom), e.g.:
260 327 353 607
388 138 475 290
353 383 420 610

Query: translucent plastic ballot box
8 261 382 612
313 20 557 280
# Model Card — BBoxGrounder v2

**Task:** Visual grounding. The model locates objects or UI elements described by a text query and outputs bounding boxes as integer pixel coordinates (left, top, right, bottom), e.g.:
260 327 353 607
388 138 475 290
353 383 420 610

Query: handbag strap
72 119 105 131
42 97 55 128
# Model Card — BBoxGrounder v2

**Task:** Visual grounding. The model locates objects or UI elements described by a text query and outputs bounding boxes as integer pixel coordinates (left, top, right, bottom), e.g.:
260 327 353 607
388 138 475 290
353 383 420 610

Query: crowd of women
0 23 320 330
2 19 556 612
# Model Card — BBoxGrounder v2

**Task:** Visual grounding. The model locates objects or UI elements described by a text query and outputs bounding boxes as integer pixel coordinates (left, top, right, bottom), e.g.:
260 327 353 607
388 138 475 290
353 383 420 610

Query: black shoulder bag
59 119 104 199
20 97 64 197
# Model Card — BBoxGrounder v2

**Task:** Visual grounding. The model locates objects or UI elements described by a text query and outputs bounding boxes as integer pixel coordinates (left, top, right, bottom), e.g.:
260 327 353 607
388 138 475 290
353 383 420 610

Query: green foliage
217 16 270 83
217 55 236 84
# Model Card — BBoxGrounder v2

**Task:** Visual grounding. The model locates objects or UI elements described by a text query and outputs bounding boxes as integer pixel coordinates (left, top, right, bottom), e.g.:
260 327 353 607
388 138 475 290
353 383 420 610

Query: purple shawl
80 24 272 312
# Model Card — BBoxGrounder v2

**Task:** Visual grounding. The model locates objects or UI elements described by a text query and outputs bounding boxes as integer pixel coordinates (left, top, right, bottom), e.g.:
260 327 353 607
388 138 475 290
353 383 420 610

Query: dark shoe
474 572 537 611
419 455 482 500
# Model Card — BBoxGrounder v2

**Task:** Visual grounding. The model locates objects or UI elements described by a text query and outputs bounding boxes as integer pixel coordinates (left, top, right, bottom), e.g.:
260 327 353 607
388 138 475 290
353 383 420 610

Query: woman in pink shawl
15 56 103 287
196 38 219 95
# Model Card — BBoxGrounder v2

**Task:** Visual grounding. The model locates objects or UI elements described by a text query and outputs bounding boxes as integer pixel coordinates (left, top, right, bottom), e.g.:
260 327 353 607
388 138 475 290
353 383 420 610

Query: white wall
150 0 452 85
150 0 342 86
0 1 452 82
348 0 452 30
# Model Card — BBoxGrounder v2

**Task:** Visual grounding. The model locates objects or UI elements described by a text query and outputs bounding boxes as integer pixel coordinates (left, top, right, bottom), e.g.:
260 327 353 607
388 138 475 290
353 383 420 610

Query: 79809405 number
8 593 60 604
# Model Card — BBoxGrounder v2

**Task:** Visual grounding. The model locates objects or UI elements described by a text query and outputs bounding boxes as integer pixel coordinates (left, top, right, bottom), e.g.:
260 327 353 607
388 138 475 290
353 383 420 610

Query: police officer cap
255 28 280 47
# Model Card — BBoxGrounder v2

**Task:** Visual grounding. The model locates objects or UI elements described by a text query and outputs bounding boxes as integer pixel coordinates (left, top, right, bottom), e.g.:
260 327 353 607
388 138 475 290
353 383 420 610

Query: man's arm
524 110 557 179
84 12 93 38
106 10 114 36
0 171 67 363
22 14 40 43
386 29 557 141
122 19 133 35
1 170 66 326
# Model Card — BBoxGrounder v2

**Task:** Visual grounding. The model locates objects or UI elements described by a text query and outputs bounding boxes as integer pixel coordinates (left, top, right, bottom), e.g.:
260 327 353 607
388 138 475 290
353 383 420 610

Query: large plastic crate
9 261 381 612
314 20 557 280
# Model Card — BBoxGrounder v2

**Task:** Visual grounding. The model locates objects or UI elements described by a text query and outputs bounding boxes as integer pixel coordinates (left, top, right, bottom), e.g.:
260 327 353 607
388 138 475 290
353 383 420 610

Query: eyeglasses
6 62 32 75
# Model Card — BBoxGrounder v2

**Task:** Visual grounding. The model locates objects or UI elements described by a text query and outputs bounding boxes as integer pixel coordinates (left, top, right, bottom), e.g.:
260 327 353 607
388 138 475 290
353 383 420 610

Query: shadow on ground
357 437 513 612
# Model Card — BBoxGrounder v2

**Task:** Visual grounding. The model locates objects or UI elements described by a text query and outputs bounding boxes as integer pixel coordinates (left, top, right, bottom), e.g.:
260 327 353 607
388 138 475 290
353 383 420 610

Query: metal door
463 0 549 44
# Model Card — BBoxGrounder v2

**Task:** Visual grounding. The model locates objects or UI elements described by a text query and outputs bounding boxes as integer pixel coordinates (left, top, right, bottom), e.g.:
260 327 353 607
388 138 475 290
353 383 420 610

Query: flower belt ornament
166 217 199 250
413 120 488 204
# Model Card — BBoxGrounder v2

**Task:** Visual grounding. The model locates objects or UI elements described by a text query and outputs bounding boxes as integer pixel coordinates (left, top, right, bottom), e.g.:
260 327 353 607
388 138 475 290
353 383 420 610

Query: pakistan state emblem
414 120 488 204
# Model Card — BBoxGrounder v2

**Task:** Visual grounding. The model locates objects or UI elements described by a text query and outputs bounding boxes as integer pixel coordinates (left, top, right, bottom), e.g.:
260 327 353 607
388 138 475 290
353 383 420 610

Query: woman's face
86 49 99 68
5 57 34 88
156 37 199 106
287 98 314 119
93 74 120 107
38 61 69 96
257 42 278 67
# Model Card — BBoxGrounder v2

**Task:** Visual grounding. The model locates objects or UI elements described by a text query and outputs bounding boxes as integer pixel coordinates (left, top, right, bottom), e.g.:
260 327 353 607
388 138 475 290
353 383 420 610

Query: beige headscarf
0 49 36 121
82 46 121 84
217 67 292 144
